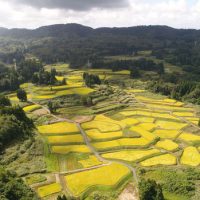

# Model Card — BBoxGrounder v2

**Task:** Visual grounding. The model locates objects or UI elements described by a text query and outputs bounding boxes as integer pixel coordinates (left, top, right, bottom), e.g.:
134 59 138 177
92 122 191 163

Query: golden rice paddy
23 104 41 112
130 126 157 141
155 139 179 151
85 129 123 141
37 122 79 135
180 146 200 166
51 145 91 154
140 154 177 167
135 117 155 123
173 112 194 117
102 149 160 162
65 163 130 196
47 135 84 144
178 132 200 142
92 137 149 150
78 156 103 168
138 123 157 131
120 118 140 126
153 129 180 139
37 183 62 198
82 121 121 133
155 120 187 130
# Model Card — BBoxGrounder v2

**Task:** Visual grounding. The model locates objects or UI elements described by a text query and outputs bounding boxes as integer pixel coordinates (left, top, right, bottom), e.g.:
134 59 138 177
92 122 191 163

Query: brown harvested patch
118 184 138 200
32 108 49 116
73 115 94 123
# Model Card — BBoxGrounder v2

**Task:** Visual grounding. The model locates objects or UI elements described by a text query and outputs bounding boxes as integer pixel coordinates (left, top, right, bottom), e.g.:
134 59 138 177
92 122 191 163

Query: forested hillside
0 24 200 71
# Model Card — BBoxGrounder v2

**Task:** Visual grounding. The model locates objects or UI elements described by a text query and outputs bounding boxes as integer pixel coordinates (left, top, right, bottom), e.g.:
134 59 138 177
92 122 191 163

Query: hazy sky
1 0 200 29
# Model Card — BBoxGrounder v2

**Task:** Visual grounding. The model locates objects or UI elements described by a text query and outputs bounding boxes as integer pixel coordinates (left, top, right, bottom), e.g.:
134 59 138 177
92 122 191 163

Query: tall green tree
17 89 27 102
0 95 11 107
139 179 164 200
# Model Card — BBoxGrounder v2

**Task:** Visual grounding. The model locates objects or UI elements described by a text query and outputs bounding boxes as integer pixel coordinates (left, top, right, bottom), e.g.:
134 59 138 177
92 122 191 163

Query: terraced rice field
135 116 155 123
92 137 150 151
85 129 123 141
102 149 160 162
120 118 139 126
130 126 157 141
37 183 62 198
23 68 200 199
140 154 177 167
155 120 187 130
38 122 79 135
155 139 179 151
180 147 200 166
152 129 180 139
51 145 91 154
178 132 200 143
23 104 41 112
78 156 103 168
82 120 121 132
65 163 131 196
47 135 84 144
138 123 157 131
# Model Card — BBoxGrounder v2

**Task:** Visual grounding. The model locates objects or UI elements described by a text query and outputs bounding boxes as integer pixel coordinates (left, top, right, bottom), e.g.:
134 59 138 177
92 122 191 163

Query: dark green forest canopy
0 167 38 200
0 24 200 70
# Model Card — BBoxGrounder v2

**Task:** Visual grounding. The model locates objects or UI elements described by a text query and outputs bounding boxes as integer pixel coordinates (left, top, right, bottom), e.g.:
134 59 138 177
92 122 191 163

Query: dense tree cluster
93 59 165 75
32 68 57 85
0 99 34 151
0 167 38 200
17 89 27 102
148 81 200 104
139 179 164 200
83 72 101 87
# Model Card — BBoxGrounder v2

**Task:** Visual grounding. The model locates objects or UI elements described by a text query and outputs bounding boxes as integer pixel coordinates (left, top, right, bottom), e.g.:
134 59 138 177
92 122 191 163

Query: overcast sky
1 0 200 29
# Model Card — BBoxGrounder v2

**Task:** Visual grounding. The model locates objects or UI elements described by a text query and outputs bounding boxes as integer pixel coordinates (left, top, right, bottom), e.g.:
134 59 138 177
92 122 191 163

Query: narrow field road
77 122 139 184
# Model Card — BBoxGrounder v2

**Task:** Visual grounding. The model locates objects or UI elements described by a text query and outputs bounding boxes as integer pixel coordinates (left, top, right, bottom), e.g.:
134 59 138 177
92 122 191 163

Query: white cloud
0 0 199 29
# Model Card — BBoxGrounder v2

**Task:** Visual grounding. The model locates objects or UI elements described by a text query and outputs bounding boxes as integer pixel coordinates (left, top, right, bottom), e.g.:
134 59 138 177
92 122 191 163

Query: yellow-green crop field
23 104 41 112
82 121 121 132
155 139 179 151
120 118 139 126
130 126 157 141
37 183 62 198
155 120 187 130
51 145 91 154
140 154 177 167
78 156 103 168
38 122 79 135
153 129 180 139
47 135 84 144
17 66 200 199
85 129 123 141
138 123 157 131
65 163 130 196
135 116 155 123
102 149 160 162
145 103 193 112
92 137 149 150
178 133 200 142
180 147 200 166
173 112 194 117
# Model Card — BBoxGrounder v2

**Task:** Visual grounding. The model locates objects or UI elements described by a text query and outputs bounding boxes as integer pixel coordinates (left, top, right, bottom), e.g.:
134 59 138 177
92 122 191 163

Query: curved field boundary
101 151 163 165
66 171 132 199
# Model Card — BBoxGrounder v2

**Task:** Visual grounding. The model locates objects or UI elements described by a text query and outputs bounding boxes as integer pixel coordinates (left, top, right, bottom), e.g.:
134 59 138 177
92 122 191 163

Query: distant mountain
0 23 200 71
0 23 199 40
